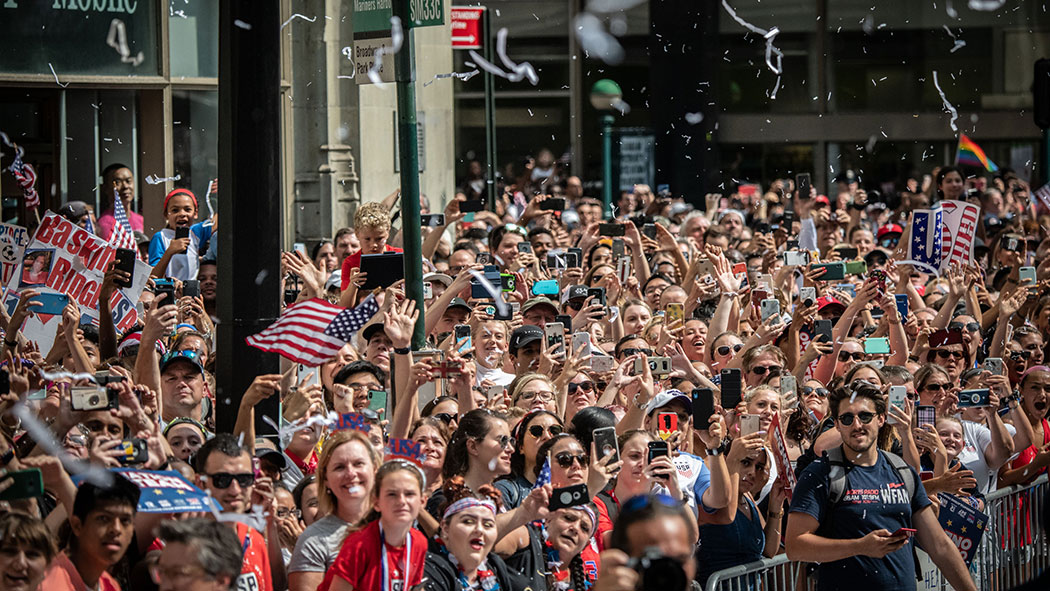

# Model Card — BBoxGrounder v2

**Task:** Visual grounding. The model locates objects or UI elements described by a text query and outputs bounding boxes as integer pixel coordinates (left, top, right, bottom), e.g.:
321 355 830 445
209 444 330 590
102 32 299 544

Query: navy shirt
789 449 932 591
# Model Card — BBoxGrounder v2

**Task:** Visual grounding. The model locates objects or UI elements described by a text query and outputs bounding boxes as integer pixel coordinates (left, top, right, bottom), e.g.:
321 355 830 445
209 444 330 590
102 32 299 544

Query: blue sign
74 469 212 514
937 493 988 565
336 412 372 433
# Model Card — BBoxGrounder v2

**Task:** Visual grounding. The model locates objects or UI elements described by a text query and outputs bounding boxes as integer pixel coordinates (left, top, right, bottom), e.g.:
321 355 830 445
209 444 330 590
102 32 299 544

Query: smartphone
895 294 909 321
544 322 565 354
1020 266 1037 284
928 328 963 348
555 314 573 328
539 197 566 211
500 273 516 292
117 438 149 465
864 337 891 355
646 440 670 464
587 287 606 307
486 385 503 402
642 223 657 239
815 319 833 343
545 252 566 270
720 368 742 408
642 356 672 377
459 199 485 213
571 332 590 355
783 250 810 266
532 279 559 296
593 426 620 464
420 213 446 227
891 527 917 538
780 375 797 401
983 357 1004 376
591 355 614 373
422 282 433 300
915 405 936 428
810 262 846 281
599 222 625 237
183 279 200 298
616 257 632 284
888 386 907 424
155 279 176 307
612 237 625 258
454 324 471 347
175 227 190 241
799 287 816 307
835 246 859 260
549 483 589 510
760 298 780 321
517 241 533 254
740 415 761 437
367 389 388 414
692 388 715 432
657 412 678 440
0 468 43 501
844 260 868 275
492 304 514 321
28 293 69 315
835 283 857 298
796 173 811 199
666 303 684 324
958 389 991 408
114 247 136 288
566 248 582 268
70 386 118 411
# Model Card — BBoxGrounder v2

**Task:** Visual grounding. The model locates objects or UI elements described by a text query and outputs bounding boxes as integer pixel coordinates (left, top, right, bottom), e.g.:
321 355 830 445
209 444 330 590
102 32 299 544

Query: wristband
393 347 411 355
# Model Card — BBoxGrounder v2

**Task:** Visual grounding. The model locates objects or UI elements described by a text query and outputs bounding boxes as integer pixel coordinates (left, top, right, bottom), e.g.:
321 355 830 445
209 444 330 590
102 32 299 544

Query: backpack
825 445 916 506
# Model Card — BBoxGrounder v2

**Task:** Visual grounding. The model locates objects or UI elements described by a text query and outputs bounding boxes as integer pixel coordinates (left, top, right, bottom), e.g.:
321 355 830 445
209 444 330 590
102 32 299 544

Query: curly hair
353 201 391 233
439 475 503 516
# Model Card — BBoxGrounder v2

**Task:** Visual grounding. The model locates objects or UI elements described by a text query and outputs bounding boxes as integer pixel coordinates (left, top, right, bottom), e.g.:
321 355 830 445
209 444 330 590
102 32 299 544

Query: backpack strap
825 446 852 506
597 490 619 526
881 450 917 501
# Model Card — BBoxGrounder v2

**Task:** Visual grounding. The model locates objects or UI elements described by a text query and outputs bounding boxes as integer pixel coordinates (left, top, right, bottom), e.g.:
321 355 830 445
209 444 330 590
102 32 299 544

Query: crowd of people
2 158 1050 591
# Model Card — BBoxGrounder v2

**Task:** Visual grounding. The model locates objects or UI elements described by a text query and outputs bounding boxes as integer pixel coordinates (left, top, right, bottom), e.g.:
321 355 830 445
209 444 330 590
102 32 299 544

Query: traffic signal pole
392 0 427 350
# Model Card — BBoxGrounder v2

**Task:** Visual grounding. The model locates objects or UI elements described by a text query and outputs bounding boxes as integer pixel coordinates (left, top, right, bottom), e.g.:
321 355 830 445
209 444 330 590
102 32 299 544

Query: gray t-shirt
287 514 350 573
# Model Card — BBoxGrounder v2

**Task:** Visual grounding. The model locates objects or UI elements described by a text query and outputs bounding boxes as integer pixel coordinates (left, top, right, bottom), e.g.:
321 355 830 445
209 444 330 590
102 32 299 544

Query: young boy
149 188 211 280
338 202 402 291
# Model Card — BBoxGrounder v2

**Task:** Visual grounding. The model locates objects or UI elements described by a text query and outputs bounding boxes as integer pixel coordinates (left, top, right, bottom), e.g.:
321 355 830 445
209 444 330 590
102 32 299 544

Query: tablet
359 253 405 290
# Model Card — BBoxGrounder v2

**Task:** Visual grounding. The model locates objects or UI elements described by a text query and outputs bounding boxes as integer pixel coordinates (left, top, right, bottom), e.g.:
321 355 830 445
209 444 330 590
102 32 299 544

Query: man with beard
786 386 975 591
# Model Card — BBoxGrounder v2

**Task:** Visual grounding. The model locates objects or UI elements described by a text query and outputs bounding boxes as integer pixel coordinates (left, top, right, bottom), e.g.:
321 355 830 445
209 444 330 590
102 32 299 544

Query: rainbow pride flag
956 133 998 172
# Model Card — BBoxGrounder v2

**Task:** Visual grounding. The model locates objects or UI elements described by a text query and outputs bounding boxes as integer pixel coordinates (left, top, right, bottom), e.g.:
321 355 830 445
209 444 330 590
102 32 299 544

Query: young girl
321 461 429 591
149 188 207 280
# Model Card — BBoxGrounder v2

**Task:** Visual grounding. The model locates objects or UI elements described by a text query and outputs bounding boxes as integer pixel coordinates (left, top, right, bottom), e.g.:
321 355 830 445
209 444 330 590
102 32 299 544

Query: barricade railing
703 474 1048 591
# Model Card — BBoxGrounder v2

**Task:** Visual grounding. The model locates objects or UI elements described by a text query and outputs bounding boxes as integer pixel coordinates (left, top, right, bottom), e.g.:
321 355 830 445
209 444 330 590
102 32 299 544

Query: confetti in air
943 26 966 53
573 12 625 65
721 0 783 99
280 13 317 30
106 19 144 66
468 28 540 86
13 404 114 487
467 269 510 317
144 173 182 185
367 17 404 87
968 0 1007 10
684 112 704 125
932 71 959 132
423 70 482 86
234 19 253 30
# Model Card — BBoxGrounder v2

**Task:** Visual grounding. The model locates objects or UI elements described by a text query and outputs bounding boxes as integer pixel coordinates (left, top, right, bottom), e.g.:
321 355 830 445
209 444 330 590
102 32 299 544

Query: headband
164 188 198 212
1021 365 1050 380
575 504 597 536
117 331 167 358
443 497 497 521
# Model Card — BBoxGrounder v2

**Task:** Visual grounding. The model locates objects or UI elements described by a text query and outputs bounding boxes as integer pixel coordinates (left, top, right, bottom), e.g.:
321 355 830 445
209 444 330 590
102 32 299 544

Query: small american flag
109 189 139 257
84 213 95 235
1 131 40 210
533 458 551 489
246 294 379 365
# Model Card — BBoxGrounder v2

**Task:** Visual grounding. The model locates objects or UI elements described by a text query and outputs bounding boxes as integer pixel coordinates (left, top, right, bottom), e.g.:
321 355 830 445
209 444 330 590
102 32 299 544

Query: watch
393 347 411 355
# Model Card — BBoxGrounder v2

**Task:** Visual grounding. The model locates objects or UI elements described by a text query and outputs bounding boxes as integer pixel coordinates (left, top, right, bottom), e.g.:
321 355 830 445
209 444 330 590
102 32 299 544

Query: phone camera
627 548 687 591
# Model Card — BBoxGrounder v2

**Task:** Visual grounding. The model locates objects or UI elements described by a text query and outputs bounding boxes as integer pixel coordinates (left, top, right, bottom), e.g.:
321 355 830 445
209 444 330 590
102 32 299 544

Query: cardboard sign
335 412 372 433
936 493 988 565
768 413 796 500
385 438 425 467
4 212 150 352
73 469 211 514
0 223 28 283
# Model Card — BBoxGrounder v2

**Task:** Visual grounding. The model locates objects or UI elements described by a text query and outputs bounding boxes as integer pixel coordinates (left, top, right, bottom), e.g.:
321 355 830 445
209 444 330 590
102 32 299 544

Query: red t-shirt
340 245 404 291
1010 418 1050 478
319 520 428 591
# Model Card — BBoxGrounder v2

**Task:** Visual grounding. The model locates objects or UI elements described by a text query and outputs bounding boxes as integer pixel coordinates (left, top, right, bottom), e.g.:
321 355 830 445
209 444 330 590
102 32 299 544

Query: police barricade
703 475 1048 591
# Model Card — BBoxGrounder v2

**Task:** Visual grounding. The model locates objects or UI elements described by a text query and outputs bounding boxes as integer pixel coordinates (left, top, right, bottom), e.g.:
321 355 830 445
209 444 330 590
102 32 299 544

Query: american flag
1 131 40 210
84 213 95 235
109 189 139 257
903 200 979 275
533 458 551 489
907 208 943 275
246 294 379 365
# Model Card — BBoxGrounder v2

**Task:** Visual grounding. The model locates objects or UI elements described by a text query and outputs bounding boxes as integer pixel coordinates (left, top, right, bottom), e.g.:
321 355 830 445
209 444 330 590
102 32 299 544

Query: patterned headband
443 497 497 521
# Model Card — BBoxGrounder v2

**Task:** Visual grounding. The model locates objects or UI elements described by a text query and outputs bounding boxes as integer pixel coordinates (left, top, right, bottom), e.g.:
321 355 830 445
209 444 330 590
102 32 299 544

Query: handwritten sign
3 212 150 352
768 413 796 501
73 468 211 514
385 438 425 466
0 223 28 283
335 412 372 433
936 493 988 566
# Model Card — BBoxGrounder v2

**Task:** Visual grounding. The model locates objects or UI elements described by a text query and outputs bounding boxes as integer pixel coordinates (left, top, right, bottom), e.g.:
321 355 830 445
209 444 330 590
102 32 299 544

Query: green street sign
353 0 444 34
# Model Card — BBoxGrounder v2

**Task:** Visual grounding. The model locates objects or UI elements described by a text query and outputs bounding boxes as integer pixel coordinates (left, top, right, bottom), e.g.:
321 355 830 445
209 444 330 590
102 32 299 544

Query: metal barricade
703 475 1048 591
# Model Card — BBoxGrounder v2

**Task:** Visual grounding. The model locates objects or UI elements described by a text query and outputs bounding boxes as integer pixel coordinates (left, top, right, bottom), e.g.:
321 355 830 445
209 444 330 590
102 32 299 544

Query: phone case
593 427 619 463
368 390 388 414
0 468 43 501
549 484 589 510
30 293 69 315
657 413 678 440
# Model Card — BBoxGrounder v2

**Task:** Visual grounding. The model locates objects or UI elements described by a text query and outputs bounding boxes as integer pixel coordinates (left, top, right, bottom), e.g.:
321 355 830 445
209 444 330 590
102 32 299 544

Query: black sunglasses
205 472 255 489
932 349 965 360
923 382 948 392
432 412 455 425
838 351 865 362
621 348 654 357
528 424 564 438
1011 350 1032 361
568 381 595 394
802 386 829 398
949 322 981 333
716 344 744 356
750 365 782 376
836 411 876 426
554 451 589 468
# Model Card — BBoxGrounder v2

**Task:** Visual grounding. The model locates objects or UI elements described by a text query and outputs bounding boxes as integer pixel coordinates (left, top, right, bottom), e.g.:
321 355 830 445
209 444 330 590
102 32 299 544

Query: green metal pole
392 1 426 350
484 7 498 211
601 113 614 219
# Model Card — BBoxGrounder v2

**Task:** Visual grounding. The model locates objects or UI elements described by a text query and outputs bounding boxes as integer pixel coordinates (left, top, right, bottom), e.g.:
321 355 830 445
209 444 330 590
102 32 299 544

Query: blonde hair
316 430 379 517
354 202 391 233
509 373 557 405
743 385 781 405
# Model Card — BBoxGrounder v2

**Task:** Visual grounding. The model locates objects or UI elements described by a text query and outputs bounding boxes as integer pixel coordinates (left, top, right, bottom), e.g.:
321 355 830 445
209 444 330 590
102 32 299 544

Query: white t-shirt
475 363 514 387
959 418 1016 495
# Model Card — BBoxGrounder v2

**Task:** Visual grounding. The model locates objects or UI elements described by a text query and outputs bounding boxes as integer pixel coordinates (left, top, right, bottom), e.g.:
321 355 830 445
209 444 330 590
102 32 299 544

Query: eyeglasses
716 344 744 356
802 386 829 398
528 424 564 438
276 507 302 519
949 322 981 333
554 451 589 468
750 365 782 376
932 350 965 360
621 348 654 357
838 351 865 362
568 381 594 394
521 390 554 402
336 383 380 396
150 564 211 585
923 382 948 392
836 411 877 426
204 472 255 489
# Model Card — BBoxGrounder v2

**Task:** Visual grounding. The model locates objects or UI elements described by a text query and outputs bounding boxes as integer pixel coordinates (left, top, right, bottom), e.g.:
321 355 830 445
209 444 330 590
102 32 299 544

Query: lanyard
379 523 411 591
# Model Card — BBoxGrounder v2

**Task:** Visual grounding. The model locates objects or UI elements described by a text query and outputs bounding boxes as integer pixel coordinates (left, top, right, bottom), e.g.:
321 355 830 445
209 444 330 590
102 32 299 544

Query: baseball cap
447 297 472 313
521 297 558 316
254 438 288 470
362 324 388 342
160 350 204 375
817 295 846 312
644 389 692 416
57 201 90 224
561 285 589 305
424 272 453 288
325 270 342 291
876 224 903 240
509 325 543 353
863 248 889 267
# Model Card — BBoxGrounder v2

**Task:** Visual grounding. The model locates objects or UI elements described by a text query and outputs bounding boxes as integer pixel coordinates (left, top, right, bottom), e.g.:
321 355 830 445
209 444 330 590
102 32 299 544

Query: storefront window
169 1 218 78
172 90 218 208
0 1 159 76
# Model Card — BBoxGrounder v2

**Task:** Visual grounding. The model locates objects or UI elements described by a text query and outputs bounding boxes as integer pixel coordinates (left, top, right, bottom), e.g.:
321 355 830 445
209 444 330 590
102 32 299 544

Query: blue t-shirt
789 449 931 591
148 221 212 281
671 452 712 514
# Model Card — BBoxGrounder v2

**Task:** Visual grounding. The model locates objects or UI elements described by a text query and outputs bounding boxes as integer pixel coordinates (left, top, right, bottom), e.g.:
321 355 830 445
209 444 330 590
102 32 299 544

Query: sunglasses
205 472 255 489
802 386 829 398
432 413 455 425
932 349 965 360
836 411 876 426
528 424 564 438
949 322 981 333
555 451 590 468
838 351 865 362
621 348 654 357
923 382 948 392
1011 350 1032 361
568 381 595 394
491 435 515 449
717 344 744 356
750 365 782 376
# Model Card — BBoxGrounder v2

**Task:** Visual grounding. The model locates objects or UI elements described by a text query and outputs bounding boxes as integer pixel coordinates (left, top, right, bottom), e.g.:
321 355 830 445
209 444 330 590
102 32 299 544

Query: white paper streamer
280 13 317 30
721 0 783 99
106 19 144 67
39 368 98 383
467 270 510 317
467 28 539 86
145 173 182 185
234 20 253 30
573 12 625 65
367 17 404 87
423 70 481 87
48 63 70 88
13 404 114 488
942 26 966 53
968 0 1007 10
932 70 959 132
